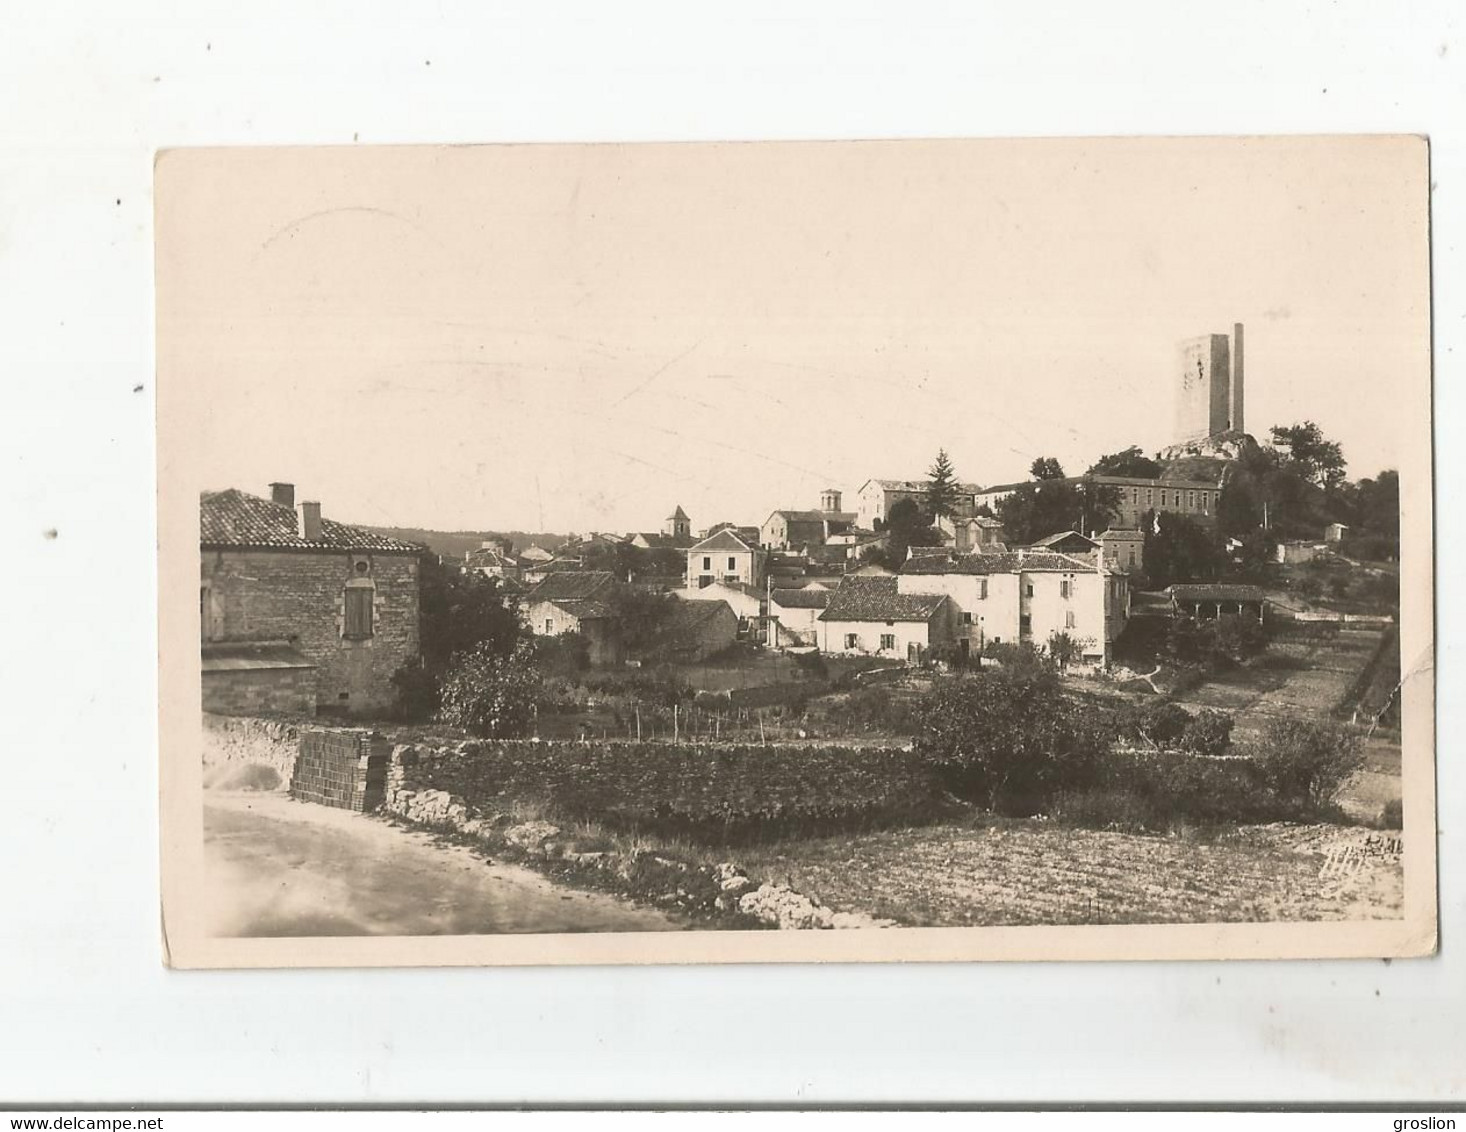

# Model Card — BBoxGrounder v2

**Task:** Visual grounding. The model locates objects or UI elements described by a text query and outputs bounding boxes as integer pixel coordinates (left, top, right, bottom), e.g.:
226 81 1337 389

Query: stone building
687 528 766 590
855 478 981 530
200 483 422 717
1176 322 1245 443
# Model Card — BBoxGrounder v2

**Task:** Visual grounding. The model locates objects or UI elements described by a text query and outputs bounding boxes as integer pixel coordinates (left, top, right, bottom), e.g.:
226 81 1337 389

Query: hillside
359 526 571 560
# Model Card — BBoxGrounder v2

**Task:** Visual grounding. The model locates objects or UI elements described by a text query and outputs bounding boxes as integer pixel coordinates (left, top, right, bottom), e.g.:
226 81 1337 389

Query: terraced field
738 820 1402 927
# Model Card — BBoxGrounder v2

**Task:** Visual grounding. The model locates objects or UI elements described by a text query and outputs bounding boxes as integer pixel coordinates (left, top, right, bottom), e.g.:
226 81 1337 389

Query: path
204 791 683 938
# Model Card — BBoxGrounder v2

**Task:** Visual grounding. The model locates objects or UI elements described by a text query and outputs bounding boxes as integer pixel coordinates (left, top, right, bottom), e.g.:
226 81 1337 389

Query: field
737 819 1403 927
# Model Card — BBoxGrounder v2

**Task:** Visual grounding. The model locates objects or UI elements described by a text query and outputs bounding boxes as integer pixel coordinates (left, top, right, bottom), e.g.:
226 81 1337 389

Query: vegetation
437 639 542 738
409 739 943 845
866 496 943 568
1142 511 1223 588
1250 718 1364 812
995 462 1121 545
1088 445 1163 479
1163 613 1267 671
925 447 961 520
391 555 524 721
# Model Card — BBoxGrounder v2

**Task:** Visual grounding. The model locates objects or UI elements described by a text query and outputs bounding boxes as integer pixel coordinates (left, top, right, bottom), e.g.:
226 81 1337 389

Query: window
1024 583 1034 598
703 556 711 570
1188 491 1195 508
844 633 859 650
1065 610 1077 629
880 633 896 651
728 556 737 571
962 611 974 624
1060 578 1072 599
544 618 554 634
977 579 988 599
1019 613 1032 638
1146 489 1153 506
344 586 374 639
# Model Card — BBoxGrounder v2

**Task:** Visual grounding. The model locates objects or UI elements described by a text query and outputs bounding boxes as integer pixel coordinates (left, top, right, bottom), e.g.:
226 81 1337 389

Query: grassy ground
735 817 1403 927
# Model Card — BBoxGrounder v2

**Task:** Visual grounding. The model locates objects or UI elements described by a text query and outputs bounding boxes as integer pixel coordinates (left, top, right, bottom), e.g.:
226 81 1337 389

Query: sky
156 137 1429 535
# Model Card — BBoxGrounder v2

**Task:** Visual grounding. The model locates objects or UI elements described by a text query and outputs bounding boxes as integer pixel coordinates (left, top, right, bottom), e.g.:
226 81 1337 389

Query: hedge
397 740 942 845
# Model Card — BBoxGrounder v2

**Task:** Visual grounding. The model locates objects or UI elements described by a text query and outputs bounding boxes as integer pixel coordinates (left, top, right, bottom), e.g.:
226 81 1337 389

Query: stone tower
820 488 843 513
664 505 691 540
1175 322 1245 443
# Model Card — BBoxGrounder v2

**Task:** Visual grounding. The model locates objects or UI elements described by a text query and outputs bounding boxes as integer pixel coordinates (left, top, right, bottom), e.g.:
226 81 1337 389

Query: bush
914 668 1110 813
401 739 942 845
1378 798 1403 830
1092 746 1277 827
390 656 443 723
1179 709 1235 757
1119 701 1193 746
437 640 542 739
1250 718 1364 813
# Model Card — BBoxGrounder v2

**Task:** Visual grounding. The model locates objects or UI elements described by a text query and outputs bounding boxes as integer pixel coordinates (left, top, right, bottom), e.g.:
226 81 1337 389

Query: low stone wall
381 738 894 930
202 713 303 791
290 728 390 811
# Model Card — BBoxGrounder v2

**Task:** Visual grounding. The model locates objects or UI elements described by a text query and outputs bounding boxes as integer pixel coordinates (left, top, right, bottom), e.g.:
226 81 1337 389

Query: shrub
390 656 443 723
1094 746 1276 827
1250 718 1364 812
438 639 542 739
1179 709 1235 757
1120 700 1193 746
1378 798 1403 830
1050 787 1156 832
914 669 1110 813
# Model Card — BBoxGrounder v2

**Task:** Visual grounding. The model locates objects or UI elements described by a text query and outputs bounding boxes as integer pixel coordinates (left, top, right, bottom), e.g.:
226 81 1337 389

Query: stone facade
201 548 420 715
201 663 316 716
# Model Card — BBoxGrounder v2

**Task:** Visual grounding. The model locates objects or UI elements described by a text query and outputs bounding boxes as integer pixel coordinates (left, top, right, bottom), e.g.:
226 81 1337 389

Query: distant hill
359 527 571 560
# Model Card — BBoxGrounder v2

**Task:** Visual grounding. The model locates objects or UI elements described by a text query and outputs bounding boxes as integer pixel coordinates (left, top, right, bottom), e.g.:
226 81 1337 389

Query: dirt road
203 792 683 937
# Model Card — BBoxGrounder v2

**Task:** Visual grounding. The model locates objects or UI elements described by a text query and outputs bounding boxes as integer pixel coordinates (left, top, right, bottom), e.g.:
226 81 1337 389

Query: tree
437 638 542 738
926 448 961 520
1045 630 1091 671
1030 456 1066 481
996 479 1083 546
603 583 682 662
1252 718 1363 812
869 496 942 567
1143 511 1223 588
1270 421 1347 491
392 555 525 720
1088 445 1162 479
914 668 1110 813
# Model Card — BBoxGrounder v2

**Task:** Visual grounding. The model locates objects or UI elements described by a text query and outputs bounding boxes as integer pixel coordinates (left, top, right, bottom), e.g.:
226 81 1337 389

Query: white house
817 576 954 661
686 529 765 590
768 583 832 648
897 549 1129 665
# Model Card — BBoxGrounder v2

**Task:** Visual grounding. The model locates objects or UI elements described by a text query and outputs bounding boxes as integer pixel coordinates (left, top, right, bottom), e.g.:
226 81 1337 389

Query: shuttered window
344 587 374 639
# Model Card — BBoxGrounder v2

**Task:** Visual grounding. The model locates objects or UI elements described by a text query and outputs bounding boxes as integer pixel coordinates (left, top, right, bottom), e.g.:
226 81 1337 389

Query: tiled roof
669 599 735 630
871 479 981 494
900 550 1099 575
543 598 614 621
528 570 617 601
200 489 421 553
767 509 858 525
464 547 519 570
688 528 755 553
770 587 831 609
633 532 697 550
1167 584 1268 602
1031 530 1098 548
819 576 947 623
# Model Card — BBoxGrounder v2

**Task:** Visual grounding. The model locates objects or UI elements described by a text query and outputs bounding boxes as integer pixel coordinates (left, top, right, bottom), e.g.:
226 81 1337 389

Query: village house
937 513 1007 553
462 540 522 583
199 483 422 717
760 489 858 550
524 570 621 665
817 575 955 661
1098 528 1145 573
686 528 765 590
1028 529 1100 557
896 548 1130 666
663 599 740 662
768 583 832 648
630 505 697 551
855 478 981 530
517 543 555 563
1275 540 1331 565
673 579 766 642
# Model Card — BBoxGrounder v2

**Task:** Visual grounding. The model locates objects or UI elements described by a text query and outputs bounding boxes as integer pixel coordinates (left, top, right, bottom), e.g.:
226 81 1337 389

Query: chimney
298 500 322 542
270 482 295 508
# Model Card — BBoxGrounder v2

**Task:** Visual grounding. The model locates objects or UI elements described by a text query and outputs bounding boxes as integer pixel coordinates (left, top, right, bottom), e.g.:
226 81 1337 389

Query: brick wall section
289 728 391 811
201 549 420 715
201 667 316 716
